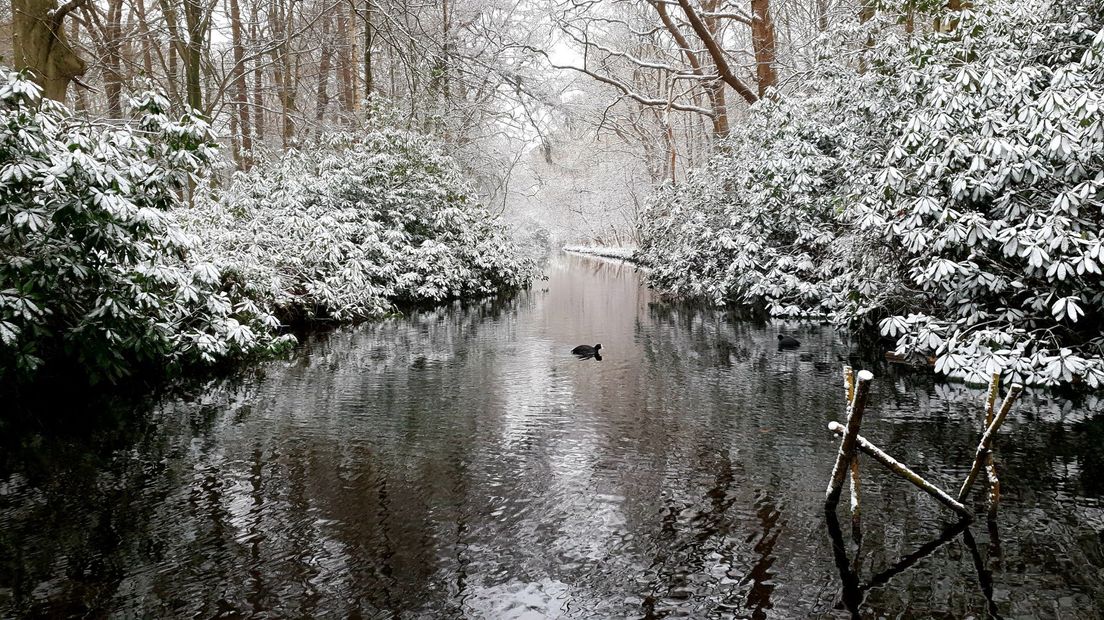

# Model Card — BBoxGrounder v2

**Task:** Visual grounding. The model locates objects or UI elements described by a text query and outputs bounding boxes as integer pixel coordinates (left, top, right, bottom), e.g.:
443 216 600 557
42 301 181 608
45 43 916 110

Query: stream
2 252 1103 618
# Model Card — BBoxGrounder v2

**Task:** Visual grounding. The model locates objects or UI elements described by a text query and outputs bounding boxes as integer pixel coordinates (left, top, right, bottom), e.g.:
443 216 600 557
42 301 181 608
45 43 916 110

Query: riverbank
562 245 640 263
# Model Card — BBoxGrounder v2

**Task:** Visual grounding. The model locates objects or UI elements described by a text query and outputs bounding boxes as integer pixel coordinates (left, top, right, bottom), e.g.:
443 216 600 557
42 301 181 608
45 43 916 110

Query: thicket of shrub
0 73 291 383
0 71 532 385
639 0 1104 387
180 131 534 323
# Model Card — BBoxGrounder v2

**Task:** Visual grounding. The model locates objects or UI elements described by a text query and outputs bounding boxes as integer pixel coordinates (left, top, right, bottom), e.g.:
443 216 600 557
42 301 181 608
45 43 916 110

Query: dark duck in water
777 334 800 350
572 343 602 360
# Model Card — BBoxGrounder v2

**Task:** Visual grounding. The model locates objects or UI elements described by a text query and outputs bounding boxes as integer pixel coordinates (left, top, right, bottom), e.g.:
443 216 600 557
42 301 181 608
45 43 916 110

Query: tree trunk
250 0 265 145
78 0 123 115
270 0 295 146
816 0 829 31
228 0 252 167
182 0 206 111
316 10 334 126
363 0 373 107
440 0 450 105
158 0 183 104
11 0 87 101
700 1 729 136
749 0 778 97
134 0 154 76
654 0 727 138
71 15 88 110
104 0 124 117
674 0 757 105
336 2 355 115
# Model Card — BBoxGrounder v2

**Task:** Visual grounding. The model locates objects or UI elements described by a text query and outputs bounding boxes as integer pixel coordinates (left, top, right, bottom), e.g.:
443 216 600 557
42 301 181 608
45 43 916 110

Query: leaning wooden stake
825 370 874 508
958 383 1024 503
828 421 972 518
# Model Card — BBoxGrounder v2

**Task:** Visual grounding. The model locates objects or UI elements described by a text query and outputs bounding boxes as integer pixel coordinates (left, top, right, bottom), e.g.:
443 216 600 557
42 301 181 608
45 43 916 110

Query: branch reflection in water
824 507 1001 619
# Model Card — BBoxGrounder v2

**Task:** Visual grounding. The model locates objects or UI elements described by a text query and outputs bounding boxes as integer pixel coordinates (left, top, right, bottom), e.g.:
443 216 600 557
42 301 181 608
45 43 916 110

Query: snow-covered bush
638 0 1104 387
180 130 534 322
638 47 886 317
0 70 291 383
854 0 1104 386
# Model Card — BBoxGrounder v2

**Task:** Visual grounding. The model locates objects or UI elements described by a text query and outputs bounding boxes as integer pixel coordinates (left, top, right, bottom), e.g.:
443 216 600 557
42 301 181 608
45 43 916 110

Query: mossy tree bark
11 0 87 102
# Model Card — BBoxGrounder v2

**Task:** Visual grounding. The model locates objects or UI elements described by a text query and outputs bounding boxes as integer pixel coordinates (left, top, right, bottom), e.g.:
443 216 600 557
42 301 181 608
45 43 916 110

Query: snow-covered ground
561 245 639 262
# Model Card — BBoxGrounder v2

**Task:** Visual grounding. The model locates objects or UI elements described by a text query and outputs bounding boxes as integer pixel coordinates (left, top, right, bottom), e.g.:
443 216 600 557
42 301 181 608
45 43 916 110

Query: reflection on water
2 253 1104 618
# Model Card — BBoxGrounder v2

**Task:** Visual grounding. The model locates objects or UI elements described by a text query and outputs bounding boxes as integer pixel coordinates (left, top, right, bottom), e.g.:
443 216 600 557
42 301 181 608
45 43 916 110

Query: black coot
777 334 800 349
572 343 602 357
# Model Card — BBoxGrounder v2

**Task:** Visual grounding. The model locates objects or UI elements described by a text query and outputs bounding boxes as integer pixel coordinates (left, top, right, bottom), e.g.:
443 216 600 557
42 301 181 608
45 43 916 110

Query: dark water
3 253 1104 618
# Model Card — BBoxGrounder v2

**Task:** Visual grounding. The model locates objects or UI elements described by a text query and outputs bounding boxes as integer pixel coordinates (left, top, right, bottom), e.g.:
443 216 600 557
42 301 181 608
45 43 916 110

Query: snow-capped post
828 422 973 518
844 367 862 527
825 369 873 509
958 384 1024 504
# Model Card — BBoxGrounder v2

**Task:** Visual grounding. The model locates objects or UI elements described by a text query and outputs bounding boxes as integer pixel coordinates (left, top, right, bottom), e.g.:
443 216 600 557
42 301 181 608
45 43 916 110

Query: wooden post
958 384 1023 503
844 367 862 538
828 421 973 518
826 370 874 508
983 373 1001 515
844 366 856 406
983 373 1000 425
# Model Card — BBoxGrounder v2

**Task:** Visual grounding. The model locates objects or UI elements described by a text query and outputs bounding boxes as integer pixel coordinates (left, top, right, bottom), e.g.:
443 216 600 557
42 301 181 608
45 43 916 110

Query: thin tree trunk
654 0 727 138
816 0 829 31
250 0 265 145
104 0 124 117
348 0 359 111
336 1 355 115
229 0 252 166
159 0 184 104
135 0 154 75
363 0 373 107
79 0 123 114
269 0 295 146
440 0 450 107
182 0 206 111
315 10 334 126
